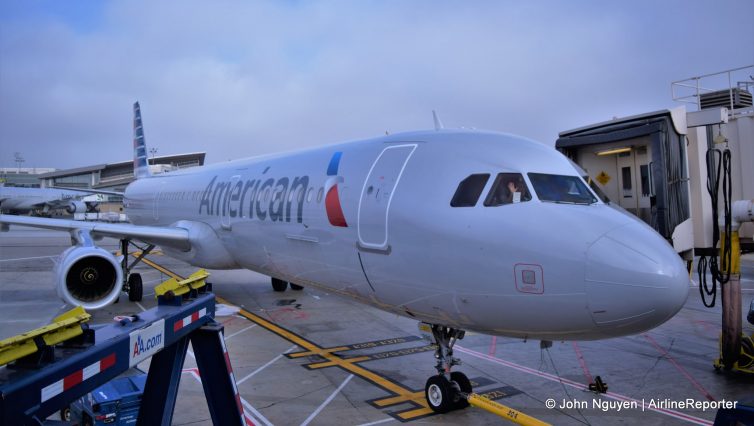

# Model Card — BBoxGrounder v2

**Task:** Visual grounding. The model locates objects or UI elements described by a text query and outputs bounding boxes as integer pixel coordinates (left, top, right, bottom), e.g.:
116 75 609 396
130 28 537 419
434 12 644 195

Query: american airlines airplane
0 103 690 413
0 186 99 216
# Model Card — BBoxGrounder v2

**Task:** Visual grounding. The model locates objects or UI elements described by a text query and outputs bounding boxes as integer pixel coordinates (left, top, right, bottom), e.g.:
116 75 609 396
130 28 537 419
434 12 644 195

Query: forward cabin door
357 144 417 252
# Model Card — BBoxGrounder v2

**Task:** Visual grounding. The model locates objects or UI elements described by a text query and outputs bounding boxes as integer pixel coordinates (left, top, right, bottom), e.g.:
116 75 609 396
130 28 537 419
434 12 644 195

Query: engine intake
55 246 123 310
66 200 87 214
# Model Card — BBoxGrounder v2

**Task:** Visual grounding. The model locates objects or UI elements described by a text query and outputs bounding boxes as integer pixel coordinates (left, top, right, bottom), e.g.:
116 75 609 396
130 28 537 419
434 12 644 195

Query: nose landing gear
423 323 471 413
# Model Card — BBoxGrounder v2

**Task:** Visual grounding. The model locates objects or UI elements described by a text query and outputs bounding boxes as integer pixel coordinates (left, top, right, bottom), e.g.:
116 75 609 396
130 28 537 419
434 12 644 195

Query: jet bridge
556 108 691 255
0 271 244 426
557 65 754 260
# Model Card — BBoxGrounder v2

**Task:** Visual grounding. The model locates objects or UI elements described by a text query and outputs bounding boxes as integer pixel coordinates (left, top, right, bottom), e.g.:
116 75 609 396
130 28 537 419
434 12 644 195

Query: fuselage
123 129 689 340
0 187 87 213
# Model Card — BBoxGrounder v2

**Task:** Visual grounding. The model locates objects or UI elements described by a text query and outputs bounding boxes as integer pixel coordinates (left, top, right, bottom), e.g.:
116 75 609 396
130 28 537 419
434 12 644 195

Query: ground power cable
698 141 732 308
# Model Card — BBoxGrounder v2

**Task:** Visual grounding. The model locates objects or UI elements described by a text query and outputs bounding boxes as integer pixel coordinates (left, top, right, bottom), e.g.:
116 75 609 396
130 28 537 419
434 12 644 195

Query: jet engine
66 200 87 214
54 245 123 310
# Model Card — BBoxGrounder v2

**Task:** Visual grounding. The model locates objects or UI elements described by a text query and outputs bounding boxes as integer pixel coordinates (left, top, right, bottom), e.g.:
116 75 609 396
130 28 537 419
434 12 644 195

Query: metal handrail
671 65 754 112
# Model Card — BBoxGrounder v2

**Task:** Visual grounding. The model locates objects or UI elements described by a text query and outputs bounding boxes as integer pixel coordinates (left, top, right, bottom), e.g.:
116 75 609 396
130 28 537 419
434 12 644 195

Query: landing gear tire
425 375 454 413
271 278 288 292
450 371 471 409
290 283 304 290
128 273 143 302
423 323 469 413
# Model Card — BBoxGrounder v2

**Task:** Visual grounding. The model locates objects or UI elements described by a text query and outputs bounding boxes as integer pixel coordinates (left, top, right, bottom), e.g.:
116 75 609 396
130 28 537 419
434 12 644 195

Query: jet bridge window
528 173 597 205
484 173 532 206
450 174 489 207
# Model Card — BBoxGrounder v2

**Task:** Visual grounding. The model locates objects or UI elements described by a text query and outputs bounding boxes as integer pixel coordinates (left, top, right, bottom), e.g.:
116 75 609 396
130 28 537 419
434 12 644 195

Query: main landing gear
270 277 304 292
119 238 151 302
424 324 471 413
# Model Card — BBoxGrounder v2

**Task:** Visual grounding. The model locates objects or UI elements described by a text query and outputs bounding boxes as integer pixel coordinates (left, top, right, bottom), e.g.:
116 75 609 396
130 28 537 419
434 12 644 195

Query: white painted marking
356 418 395 426
0 255 56 263
82 361 100 380
135 302 147 312
236 345 297 385
41 380 63 402
300 374 354 426
236 356 283 385
225 324 257 340
241 396 274 426
184 365 272 426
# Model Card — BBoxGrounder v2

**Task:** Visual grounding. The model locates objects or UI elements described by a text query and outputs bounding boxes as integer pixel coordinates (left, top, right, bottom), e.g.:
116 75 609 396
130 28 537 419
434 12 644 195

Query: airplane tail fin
133 102 152 179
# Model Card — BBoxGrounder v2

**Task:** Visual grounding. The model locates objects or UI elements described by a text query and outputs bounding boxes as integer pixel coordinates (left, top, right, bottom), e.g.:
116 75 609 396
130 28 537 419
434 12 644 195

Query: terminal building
0 168 56 187
37 152 206 194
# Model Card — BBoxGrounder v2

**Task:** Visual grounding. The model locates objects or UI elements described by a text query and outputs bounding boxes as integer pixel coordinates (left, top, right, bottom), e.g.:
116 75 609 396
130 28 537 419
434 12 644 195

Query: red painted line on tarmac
643 334 716 402
488 336 497 356
456 345 713 425
571 342 593 384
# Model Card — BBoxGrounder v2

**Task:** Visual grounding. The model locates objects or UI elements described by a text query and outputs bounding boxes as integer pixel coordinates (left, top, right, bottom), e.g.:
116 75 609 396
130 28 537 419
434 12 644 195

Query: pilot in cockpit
483 173 531 206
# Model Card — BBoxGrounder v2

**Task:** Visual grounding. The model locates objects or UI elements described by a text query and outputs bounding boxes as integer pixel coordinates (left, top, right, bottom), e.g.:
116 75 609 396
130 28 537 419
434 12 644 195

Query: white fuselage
0 187 88 214
124 130 689 340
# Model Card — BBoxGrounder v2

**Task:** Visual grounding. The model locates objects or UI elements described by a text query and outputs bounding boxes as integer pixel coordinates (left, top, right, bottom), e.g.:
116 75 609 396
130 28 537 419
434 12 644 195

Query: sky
1 1 753 170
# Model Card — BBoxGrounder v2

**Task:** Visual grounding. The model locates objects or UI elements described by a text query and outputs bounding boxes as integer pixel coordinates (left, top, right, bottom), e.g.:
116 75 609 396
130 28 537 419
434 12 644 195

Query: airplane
0 102 690 413
0 186 101 216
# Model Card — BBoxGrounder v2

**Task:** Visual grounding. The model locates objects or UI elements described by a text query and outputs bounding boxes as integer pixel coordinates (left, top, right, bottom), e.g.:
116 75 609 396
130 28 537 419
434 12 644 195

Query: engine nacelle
66 200 87 214
54 246 123 310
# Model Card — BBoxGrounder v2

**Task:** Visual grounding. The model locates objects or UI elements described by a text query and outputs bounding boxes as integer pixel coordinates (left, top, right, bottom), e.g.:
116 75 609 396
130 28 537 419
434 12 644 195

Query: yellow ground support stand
0 306 90 366
466 393 551 425
154 269 210 298
714 333 754 374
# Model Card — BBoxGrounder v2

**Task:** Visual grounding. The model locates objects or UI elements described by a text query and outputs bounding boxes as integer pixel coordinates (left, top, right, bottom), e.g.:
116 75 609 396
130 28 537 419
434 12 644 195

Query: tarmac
1 226 753 425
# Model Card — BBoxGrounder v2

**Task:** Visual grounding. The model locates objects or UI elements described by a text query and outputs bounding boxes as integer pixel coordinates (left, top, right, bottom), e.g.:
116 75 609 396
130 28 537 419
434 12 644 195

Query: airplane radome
0 102 689 414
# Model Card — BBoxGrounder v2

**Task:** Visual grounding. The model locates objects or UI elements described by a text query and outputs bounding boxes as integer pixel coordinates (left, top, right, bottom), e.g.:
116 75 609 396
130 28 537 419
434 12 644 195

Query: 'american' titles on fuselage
198 172 309 223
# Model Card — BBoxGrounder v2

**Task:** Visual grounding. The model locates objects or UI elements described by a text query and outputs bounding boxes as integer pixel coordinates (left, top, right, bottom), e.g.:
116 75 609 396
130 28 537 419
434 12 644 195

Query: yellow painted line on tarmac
305 356 371 369
287 347 350 358
140 257 183 279
371 391 425 407
216 296 433 421
114 249 182 280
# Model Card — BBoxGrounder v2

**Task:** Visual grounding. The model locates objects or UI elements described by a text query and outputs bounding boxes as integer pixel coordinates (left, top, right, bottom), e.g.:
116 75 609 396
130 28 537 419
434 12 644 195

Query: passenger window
450 174 490 207
484 173 531 206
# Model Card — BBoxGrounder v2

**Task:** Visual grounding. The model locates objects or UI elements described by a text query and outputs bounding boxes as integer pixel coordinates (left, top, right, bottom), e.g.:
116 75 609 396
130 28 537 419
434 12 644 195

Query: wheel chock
588 375 608 393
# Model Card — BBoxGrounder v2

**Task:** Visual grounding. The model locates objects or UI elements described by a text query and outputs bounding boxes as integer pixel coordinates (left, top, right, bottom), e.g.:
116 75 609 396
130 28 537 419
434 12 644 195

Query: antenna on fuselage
432 110 444 131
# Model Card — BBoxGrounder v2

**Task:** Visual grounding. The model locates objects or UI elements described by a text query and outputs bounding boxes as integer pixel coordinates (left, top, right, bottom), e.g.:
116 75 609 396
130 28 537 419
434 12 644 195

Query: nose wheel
423 324 471 413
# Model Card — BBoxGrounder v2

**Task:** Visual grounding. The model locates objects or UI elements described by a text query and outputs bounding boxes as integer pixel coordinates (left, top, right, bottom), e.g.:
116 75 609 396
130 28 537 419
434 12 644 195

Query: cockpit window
528 173 597 204
584 176 610 203
450 174 490 207
484 173 532 206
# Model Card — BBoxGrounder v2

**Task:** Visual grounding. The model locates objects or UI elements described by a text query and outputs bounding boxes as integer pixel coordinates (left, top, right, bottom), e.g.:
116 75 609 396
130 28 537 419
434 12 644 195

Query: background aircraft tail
133 102 152 179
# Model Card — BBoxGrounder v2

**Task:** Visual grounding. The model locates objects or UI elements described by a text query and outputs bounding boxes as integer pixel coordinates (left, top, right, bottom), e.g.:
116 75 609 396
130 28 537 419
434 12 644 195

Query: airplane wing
52 186 124 196
0 214 190 251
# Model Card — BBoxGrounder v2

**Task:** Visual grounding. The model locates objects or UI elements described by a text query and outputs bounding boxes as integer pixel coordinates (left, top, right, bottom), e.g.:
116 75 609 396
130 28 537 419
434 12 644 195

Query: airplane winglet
432 110 444 131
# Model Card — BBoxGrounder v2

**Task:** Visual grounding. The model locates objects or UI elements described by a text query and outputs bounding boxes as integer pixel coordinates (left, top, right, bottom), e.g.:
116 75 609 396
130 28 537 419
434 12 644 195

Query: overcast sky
1 1 752 169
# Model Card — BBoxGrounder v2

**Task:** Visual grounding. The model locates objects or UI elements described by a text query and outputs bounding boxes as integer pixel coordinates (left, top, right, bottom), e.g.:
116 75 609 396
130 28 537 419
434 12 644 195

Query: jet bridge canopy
556 110 690 244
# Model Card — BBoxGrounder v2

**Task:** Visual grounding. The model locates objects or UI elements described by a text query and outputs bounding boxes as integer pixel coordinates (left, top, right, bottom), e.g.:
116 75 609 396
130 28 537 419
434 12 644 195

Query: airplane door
634 147 653 224
358 144 417 251
221 175 240 230
616 151 637 215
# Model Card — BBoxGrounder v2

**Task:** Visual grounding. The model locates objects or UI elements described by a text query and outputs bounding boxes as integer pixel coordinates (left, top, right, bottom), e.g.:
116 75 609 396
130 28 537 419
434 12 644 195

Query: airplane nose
585 222 689 335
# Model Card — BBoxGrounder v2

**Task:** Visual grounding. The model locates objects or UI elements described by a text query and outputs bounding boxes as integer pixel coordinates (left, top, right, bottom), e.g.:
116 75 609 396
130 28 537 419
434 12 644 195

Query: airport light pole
149 147 158 165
